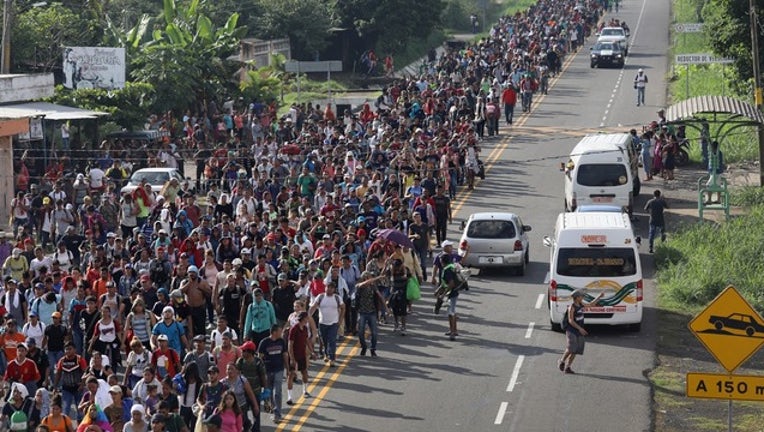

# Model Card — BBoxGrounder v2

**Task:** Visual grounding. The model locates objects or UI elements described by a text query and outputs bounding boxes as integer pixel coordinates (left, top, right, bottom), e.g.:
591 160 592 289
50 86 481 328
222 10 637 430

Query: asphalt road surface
274 0 670 430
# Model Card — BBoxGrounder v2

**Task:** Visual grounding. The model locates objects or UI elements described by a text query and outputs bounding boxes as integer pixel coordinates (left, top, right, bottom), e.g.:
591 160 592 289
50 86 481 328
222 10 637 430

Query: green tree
250 0 334 60
119 0 246 113
702 0 764 89
12 3 98 72
45 82 156 129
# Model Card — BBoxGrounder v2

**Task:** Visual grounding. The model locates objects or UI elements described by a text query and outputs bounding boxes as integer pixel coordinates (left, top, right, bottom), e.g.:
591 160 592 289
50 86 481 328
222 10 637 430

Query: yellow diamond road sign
689 286 764 373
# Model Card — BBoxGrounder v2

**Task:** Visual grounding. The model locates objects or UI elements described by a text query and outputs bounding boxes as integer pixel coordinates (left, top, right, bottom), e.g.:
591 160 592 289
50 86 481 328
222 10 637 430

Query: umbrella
376 228 415 249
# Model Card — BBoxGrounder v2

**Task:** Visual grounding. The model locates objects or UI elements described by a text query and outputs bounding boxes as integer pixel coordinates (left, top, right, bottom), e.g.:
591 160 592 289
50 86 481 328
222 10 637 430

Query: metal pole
750 0 764 185
686 65 690 99
728 399 732 432
1 0 12 74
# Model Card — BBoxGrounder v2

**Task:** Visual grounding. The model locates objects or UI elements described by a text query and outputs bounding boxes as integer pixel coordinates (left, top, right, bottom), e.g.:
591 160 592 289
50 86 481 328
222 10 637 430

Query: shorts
447 296 458 316
293 357 308 372
566 331 585 355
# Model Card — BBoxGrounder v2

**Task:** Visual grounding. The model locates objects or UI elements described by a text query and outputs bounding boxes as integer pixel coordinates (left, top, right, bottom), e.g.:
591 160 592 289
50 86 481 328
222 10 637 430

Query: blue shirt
152 320 186 354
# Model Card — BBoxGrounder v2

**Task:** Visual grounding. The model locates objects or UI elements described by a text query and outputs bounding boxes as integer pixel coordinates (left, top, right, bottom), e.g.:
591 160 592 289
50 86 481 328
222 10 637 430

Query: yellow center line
288 346 361 432
450 50 580 217
274 338 353 431
278 45 584 430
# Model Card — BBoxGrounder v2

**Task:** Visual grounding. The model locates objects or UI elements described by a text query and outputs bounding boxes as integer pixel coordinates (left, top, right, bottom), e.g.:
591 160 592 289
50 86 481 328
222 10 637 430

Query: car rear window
556 248 637 277
467 220 517 239
132 172 170 185
601 29 624 37
576 164 628 187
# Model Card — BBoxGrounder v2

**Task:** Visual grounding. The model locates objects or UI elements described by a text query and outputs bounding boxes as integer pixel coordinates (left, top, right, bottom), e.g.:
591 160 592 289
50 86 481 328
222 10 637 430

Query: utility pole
751 0 764 185
1 0 12 74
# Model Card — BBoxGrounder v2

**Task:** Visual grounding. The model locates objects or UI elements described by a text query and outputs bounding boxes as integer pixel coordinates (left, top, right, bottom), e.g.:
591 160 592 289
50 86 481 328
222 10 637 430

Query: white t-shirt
211 327 239 348
310 293 343 325
89 168 105 188
22 321 45 346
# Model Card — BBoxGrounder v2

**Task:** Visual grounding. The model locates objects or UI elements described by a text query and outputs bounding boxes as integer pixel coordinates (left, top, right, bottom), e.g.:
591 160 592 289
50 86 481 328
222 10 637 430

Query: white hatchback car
121 168 185 195
458 212 532 275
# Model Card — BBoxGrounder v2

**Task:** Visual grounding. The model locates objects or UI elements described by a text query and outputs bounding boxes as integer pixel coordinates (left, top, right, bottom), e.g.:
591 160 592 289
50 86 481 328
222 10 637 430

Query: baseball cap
193 335 206 342
277 273 288 281
187 265 199 274
232 258 243 267
240 341 256 352
157 334 169 342
25 337 36 346
109 385 122 394
441 240 454 248
241 248 251 255
170 289 183 299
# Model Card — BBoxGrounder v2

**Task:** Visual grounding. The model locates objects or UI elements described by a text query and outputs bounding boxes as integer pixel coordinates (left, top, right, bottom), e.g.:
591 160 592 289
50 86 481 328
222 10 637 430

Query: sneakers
323 356 330 363
271 415 282 424
329 361 336 367
360 348 367 356
558 361 565 372
400 326 406 336
286 399 294 406
564 367 575 374
303 391 311 398
449 334 456 341
370 350 377 357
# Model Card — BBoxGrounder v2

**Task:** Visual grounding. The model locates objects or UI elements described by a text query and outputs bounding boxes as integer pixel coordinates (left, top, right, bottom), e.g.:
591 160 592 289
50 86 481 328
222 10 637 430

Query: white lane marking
535 293 545 309
494 402 509 425
525 322 535 339
506 355 525 392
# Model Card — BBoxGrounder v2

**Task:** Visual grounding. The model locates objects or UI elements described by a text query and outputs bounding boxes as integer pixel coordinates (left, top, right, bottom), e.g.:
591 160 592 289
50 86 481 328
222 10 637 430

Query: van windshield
466 220 517 239
556 248 637 277
576 164 628 187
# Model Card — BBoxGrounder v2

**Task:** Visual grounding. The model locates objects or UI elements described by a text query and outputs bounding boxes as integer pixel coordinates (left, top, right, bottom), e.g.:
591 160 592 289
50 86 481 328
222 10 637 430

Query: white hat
131 404 145 415
638 68 644 73
232 258 243 267
441 240 454 248
157 334 169 342
162 306 174 316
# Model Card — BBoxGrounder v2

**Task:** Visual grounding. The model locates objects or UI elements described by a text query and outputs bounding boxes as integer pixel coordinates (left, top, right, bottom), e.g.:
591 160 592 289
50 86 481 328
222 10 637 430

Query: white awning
0 101 108 121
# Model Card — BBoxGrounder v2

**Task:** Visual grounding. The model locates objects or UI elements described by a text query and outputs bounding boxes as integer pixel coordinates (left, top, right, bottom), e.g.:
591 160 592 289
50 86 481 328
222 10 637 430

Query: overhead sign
63 47 126 90
687 372 764 402
674 23 704 33
284 60 342 73
688 286 764 372
675 53 735 65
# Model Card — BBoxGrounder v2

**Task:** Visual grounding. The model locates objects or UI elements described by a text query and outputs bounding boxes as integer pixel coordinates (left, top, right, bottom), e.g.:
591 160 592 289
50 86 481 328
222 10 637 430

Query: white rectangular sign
675 53 735 64
17 118 43 141
63 47 126 90
674 23 704 33
285 60 343 73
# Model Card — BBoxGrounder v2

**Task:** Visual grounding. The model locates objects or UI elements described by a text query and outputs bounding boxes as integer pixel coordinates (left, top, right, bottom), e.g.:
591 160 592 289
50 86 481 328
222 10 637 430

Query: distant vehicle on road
121 168 184 195
709 313 764 336
590 41 626 68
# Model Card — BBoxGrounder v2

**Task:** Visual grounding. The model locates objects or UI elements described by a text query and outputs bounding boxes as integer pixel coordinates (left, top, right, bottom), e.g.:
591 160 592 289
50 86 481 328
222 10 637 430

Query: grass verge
667 0 757 163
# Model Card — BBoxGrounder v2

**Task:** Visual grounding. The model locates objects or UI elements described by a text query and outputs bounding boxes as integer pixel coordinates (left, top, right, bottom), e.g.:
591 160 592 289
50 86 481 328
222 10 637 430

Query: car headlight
616 54 622 58
591 54 597 58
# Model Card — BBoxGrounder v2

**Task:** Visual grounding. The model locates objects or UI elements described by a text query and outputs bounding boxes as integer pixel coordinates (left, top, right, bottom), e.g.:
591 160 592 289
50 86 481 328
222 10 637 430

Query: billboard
63 47 126 90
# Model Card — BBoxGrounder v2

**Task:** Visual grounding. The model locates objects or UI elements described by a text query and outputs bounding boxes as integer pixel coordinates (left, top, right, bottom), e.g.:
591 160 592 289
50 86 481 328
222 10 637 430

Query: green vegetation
669 0 759 163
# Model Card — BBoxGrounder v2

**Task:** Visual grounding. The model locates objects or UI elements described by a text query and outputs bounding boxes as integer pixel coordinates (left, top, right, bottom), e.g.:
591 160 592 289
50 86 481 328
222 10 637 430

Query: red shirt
5 357 41 383
288 325 308 360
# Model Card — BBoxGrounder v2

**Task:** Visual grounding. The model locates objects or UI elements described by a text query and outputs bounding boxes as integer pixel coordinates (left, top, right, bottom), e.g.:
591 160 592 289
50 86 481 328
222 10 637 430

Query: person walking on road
559 289 604 374
644 189 669 253
355 272 389 357
634 69 648 106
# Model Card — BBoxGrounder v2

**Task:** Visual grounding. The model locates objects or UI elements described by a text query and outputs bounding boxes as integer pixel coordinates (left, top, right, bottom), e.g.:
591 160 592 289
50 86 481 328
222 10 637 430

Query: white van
543 212 643 331
563 133 636 212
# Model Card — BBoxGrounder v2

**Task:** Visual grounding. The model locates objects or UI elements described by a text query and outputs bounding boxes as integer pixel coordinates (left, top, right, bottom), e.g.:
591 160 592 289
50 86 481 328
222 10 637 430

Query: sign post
686 286 764 432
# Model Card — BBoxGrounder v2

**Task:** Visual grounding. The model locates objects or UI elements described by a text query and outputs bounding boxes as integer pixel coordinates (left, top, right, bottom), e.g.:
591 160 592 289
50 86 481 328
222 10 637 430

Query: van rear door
575 163 630 207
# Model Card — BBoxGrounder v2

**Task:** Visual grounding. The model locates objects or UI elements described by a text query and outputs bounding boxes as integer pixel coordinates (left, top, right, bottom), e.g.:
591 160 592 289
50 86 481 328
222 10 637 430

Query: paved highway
274 0 670 430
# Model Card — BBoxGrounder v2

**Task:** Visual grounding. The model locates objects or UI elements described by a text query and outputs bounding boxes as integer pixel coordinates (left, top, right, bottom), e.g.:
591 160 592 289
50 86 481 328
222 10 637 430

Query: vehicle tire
590 62 596 68
676 149 689 166
714 321 724 331
746 327 755 336
551 320 563 333
525 249 530 264
516 259 526 276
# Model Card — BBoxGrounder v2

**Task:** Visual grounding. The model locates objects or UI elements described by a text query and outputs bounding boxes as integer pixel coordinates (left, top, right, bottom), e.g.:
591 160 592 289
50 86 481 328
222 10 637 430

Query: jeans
267 369 284 417
48 351 64 376
73 329 84 356
435 218 448 246
416 247 428 280
319 323 339 360
648 224 666 250
358 313 378 350
61 388 82 420
636 87 646 105
504 103 515 124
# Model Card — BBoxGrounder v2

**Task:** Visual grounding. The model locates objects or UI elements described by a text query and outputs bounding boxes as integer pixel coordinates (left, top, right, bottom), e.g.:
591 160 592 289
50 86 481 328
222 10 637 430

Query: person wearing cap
4 335 41 394
23 336 47 390
243 287 277 348
235 339 268 421
151 305 189 357
42 310 67 376
184 335 213 381
3 248 29 283
431 239 467 286
104 384 130 432
213 331 241 374
151 333 181 380
634 68 648 106
179 264 211 339
559 289 605 374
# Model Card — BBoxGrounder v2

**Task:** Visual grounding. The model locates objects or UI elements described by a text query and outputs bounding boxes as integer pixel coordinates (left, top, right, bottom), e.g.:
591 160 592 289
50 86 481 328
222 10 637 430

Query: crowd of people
2 0 606 431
